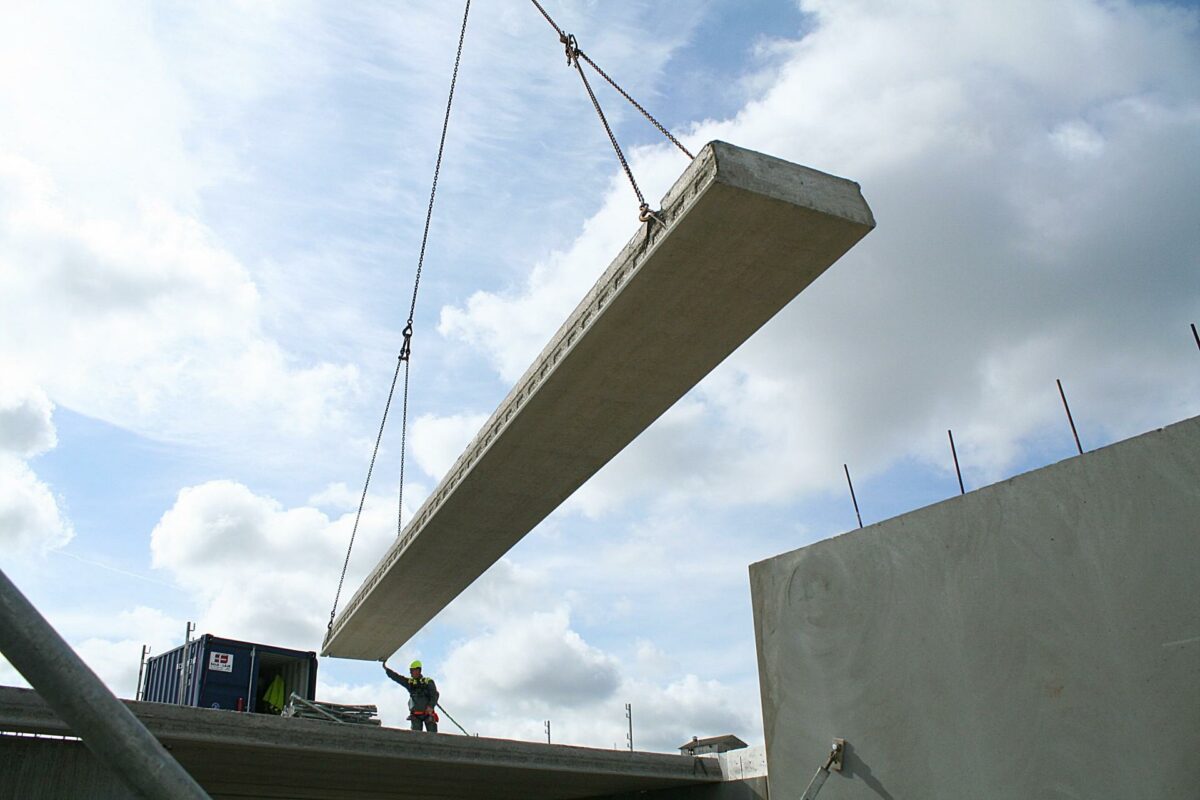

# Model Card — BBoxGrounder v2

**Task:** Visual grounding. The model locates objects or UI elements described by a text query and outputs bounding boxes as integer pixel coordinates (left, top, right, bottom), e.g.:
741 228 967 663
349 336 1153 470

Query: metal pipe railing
0 565 210 799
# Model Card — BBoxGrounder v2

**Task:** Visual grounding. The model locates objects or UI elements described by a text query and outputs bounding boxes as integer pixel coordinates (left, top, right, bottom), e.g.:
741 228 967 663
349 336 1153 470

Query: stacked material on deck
283 693 380 726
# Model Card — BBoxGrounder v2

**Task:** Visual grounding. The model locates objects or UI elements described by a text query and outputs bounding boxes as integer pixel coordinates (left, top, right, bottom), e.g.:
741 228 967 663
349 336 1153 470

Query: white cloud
443 607 620 712
429 605 753 749
0 605 182 698
0 384 56 458
0 3 364 464
307 482 360 511
65 606 182 700
0 383 72 556
0 458 73 556
149 480 400 651
410 412 489 482
436 0 1200 514
1051 120 1106 160
0 155 360 450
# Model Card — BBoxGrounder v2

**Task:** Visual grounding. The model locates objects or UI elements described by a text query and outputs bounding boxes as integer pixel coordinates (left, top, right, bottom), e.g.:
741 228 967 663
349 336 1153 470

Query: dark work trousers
410 714 438 733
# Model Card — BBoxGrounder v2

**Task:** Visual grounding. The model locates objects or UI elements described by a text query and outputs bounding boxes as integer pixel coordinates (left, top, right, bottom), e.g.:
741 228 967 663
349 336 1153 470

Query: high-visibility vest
263 675 286 712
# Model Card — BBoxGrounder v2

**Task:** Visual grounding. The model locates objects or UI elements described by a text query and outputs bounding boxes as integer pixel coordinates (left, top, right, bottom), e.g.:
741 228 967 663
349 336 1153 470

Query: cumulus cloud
0 155 360 450
443 607 620 711
0 605 183 698
0 383 56 458
0 460 73 556
307 482 360 512
149 480 400 650
437 0 1200 512
426 604 752 749
410 412 489 482
0 384 72 556
0 4 362 461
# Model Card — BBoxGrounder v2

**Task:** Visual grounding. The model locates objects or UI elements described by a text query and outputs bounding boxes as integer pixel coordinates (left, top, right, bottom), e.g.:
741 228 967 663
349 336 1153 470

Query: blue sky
2 0 1199 752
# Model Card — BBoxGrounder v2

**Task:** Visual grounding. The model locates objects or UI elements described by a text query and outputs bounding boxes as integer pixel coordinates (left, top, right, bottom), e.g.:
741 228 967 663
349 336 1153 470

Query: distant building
678 734 748 756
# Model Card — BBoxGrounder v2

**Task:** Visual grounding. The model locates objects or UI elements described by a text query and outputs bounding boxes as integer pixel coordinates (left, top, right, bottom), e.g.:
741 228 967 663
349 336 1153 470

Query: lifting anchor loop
638 203 664 227
800 739 845 800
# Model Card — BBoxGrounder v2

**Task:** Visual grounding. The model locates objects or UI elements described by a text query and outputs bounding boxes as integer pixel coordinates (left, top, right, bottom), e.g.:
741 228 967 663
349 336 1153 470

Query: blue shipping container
141 634 317 713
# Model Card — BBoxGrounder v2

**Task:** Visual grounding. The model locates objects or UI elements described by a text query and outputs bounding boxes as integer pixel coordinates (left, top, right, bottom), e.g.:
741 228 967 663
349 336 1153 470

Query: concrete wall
0 731 764 800
0 735 131 799
593 776 769 800
1 686 725 800
750 415 1200 799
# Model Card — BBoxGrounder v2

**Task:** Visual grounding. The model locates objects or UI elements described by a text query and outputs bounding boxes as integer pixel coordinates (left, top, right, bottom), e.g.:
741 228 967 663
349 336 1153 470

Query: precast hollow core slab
324 141 875 659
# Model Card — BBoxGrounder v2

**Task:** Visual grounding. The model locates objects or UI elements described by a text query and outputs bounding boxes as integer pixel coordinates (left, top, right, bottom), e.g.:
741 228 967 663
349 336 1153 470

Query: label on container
208 652 234 672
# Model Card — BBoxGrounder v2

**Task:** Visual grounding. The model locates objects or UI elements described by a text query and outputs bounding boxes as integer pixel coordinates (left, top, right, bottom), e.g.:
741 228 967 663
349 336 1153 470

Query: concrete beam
0 686 723 799
750 415 1200 798
325 141 874 659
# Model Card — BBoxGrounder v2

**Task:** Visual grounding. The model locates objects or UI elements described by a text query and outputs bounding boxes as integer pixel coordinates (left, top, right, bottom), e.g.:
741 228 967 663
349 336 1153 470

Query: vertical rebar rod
948 430 965 495
135 645 149 701
176 621 194 705
1056 379 1084 455
843 464 863 528
245 646 257 712
545 720 551 744
0 566 210 799
626 702 633 751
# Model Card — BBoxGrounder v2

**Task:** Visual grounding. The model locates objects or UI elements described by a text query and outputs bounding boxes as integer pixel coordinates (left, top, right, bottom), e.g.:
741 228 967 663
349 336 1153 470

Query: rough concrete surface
325 140 874 659
600 776 769 800
0 686 723 799
750 415 1200 799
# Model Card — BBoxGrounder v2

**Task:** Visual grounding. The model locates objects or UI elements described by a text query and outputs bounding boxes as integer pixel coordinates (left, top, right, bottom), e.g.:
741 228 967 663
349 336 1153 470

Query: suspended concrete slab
324 140 875 659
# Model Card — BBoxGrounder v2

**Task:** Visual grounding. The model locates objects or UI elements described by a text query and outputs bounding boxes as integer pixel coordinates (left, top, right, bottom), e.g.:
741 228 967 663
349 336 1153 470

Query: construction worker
383 659 439 732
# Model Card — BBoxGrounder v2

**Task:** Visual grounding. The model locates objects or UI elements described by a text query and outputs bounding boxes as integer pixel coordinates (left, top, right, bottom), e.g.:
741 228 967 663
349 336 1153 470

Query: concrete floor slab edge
325 140 874 658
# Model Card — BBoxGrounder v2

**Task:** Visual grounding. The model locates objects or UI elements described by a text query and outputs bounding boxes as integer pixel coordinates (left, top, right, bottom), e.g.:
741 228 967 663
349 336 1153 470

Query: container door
196 641 256 711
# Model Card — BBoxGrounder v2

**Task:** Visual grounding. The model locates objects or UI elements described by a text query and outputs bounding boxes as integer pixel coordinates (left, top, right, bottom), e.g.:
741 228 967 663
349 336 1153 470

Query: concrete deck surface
750 414 1200 798
325 140 874 659
0 686 724 799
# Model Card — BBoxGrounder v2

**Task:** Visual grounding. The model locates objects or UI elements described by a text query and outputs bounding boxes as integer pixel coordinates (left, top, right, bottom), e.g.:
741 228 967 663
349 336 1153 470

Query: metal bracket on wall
800 739 846 800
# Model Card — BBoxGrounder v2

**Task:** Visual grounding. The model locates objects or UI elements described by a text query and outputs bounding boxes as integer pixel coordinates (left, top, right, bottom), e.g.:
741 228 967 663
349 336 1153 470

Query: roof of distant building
678 734 749 754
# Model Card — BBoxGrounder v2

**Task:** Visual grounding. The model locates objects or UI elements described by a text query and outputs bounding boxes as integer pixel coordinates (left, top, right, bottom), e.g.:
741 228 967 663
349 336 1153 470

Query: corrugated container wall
141 634 317 713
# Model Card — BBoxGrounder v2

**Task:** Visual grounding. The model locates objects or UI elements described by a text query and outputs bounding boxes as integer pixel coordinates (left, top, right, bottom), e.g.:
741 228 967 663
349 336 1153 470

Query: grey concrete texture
325 141 875 659
1 737 766 800
749 415 1200 799
1 736 132 800
591 776 769 800
0 686 723 799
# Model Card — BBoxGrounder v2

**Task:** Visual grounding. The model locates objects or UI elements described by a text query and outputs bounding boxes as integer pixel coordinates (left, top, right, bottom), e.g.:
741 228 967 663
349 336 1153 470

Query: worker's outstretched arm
381 662 408 687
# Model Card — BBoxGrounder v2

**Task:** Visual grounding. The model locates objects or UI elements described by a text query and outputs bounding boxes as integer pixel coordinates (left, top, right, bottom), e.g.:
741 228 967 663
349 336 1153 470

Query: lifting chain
529 0 692 224
327 0 473 640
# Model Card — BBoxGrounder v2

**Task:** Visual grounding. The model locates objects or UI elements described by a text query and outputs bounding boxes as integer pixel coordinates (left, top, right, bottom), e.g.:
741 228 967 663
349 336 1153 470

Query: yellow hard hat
409 660 422 670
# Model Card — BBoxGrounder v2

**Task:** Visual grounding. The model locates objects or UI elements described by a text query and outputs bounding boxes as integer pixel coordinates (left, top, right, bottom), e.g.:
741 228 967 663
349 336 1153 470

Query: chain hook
561 32 579 65
399 321 414 362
